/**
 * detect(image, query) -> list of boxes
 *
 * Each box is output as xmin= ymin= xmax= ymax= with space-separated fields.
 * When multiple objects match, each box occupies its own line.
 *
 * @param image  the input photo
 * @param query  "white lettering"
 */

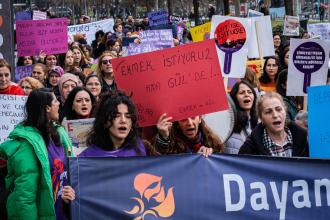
xmin=270 ymin=181 xmax=288 ymax=220
xmin=250 ymin=182 xmax=269 ymax=211
xmin=315 ymin=179 xmax=330 ymax=207
xmin=292 ymin=180 xmax=311 ymax=208
xmin=223 ymin=174 xmax=246 ymax=211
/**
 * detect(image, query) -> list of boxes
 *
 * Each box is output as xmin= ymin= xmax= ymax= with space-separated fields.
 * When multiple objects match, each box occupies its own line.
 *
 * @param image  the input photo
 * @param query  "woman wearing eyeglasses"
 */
xmin=96 ymin=52 xmax=118 ymax=92
xmin=259 ymin=56 xmax=281 ymax=92
xmin=19 ymin=76 xmax=44 ymax=95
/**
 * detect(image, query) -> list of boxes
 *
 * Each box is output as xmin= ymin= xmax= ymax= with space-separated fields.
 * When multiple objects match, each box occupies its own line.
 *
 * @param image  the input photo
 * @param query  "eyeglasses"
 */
xmin=102 ymin=59 xmax=112 ymax=65
xmin=21 ymin=86 xmax=32 ymax=90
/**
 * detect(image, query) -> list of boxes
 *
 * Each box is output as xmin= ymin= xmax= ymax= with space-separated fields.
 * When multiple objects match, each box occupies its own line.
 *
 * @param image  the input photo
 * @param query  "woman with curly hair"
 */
xmin=19 ymin=76 xmax=44 ymax=95
xmin=79 ymin=90 xmax=158 ymax=157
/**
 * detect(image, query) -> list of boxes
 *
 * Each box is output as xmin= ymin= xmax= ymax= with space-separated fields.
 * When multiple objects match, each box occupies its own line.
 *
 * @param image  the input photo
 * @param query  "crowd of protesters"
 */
xmin=1 ymin=9 xmax=330 ymax=220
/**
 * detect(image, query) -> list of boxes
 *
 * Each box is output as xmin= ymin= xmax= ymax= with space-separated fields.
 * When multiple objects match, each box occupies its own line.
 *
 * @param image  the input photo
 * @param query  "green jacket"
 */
xmin=0 ymin=124 xmax=72 ymax=220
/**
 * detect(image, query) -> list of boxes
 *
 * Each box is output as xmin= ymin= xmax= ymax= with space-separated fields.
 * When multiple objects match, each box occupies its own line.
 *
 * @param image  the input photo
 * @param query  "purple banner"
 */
xmin=15 ymin=11 xmax=32 ymax=21
xmin=15 ymin=65 xmax=33 ymax=82
xmin=16 ymin=18 xmax=68 ymax=56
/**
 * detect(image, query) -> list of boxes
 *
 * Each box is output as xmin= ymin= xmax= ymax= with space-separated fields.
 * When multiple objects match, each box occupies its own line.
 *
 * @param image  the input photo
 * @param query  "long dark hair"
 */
xmin=259 ymin=56 xmax=281 ymax=84
xmin=230 ymin=80 xmax=258 ymax=133
xmin=23 ymin=88 xmax=61 ymax=146
xmin=61 ymin=86 xmax=95 ymax=122
xmin=87 ymin=90 xmax=139 ymax=151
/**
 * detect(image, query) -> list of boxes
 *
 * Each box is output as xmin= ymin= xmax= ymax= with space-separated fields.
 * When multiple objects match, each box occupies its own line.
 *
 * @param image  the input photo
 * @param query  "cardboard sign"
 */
xmin=190 ymin=22 xmax=211 ymax=42
xmin=0 ymin=95 xmax=27 ymax=143
xmin=139 ymin=29 xmax=173 ymax=47
xmin=83 ymin=68 xmax=93 ymax=76
xmin=127 ymin=42 xmax=167 ymax=56
xmin=248 ymin=16 xmax=275 ymax=58
xmin=15 ymin=65 xmax=33 ymax=82
xmin=247 ymin=59 xmax=263 ymax=77
xmin=16 ymin=18 xmax=68 ymax=56
xmin=283 ymin=15 xmax=300 ymax=36
xmin=0 ymin=0 xmax=15 ymax=69
xmin=32 ymin=10 xmax=47 ymax=20
xmin=247 ymin=9 xmax=264 ymax=17
xmin=148 ymin=10 xmax=169 ymax=27
xmin=63 ymin=118 xmax=94 ymax=156
xmin=307 ymin=23 xmax=330 ymax=40
xmin=68 ymin=19 xmax=114 ymax=45
xmin=287 ymin=39 xmax=330 ymax=96
xmin=112 ymin=40 xmax=228 ymax=127
xmin=15 ymin=11 xmax=32 ymax=21
xmin=211 ymin=16 xmax=251 ymax=77
xmin=308 ymin=85 xmax=330 ymax=158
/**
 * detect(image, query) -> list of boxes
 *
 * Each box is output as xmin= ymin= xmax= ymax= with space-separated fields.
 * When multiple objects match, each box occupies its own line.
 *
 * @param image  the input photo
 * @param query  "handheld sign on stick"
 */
xmin=214 ymin=19 xmax=247 ymax=75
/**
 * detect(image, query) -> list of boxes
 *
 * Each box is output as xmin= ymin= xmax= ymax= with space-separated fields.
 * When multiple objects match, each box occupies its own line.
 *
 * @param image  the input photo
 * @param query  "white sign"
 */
xmin=287 ymin=39 xmax=330 ymax=96
xmin=0 ymin=95 xmax=27 ymax=143
xmin=248 ymin=9 xmax=264 ymax=17
xmin=307 ymin=23 xmax=330 ymax=40
xmin=67 ymin=19 xmax=114 ymax=44
xmin=32 ymin=10 xmax=47 ymax=20
xmin=63 ymin=118 xmax=94 ymax=156
xmin=283 ymin=15 xmax=300 ymax=36
xmin=248 ymin=15 xmax=275 ymax=58
xmin=210 ymin=16 xmax=251 ymax=78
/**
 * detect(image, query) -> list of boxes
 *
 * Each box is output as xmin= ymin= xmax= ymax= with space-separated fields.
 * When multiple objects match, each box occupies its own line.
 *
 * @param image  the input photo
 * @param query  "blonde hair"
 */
xmin=19 ymin=76 xmax=44 ymax=90
xmin=244 ymin=67 xmax=260 ymax=89
xmin=257 ymin=92 xmax=286 ymax=119
xmin=96 ymin=52 xmax=117 ymax=78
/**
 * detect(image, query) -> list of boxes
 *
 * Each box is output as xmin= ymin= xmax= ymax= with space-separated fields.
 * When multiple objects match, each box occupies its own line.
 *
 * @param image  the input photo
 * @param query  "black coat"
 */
xmin=239 ymin=122 xmax=309 ymax=157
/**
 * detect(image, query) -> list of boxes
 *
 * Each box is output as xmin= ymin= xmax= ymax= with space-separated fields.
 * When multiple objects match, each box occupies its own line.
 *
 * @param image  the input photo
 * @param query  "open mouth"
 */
xmin=243 ymin=99 xmax=251 ymax=104
xmin=118 ymin=126 xmax=128 ymax=131
xmin=81 ymin=107 xmax=89 ymax=112
xmin=272 ymin=121 xmax=282 ymax=126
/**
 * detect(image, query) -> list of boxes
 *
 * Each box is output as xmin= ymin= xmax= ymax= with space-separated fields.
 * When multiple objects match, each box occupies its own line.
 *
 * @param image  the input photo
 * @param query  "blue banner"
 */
xmin=69 ymin=154 xmax=330 ymax=220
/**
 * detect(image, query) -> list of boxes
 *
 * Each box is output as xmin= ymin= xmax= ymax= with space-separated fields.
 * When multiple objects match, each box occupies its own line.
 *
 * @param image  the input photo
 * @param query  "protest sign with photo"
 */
xmin=211 ymin=16 xmax=251 ymax=78
xmin=112 ymin=39 xmax=228 ymax=127
xmin=15 ymin=65 xmax=33 ymax=82
xmin=190 ymin=22 xmax=211 ymax=42
xmin=148 ymin=10 xmax=169 ymax=26
xmin=16 ymin=18 xmax=68 ymax=56
xmin=283 ymin=15 xmax=300 ymax=36
xmin=0 ymin=95 xmax=27 ymax=143
xmin=63 ymin=118 xmax=94 ymax=156
xmin=308 ymin=85 xmax=330 ymax=159
xmin=307 ymin=23 xmax=330 ymax=40
xmin=287 ymin=39 xmax=330 ymax=96
xmin=32 ymin=10 xmax=47 ymax=20
xmin=248 ymin=16 xmax=275 ymax=58
xmin=67 ymin=19 xmax=114 ymax=45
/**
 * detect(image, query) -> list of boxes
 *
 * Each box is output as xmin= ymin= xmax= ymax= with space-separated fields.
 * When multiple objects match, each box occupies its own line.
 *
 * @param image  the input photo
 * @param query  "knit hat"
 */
xmin=58 ymin=73 xmax=79 ymax=101
xmin=48 ymin=66 xmax=64 ymax=77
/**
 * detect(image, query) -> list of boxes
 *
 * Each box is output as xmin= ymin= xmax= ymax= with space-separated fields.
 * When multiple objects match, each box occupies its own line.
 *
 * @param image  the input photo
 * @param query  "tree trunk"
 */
xmin=193 ymin=0 xmax=199 ymax=25
xmin=284 ymin=0 xmax=294 ymax=16
xmin=216 ymin=0 xmax=224 ymax=15
xmin=234 ymin=0 xmax=240 ymax=17
xmin=167 ymin=0 xmax=173 ymax=15
xmin=154 ymin=0 xmax=158 ymax=11
xmin=115 ymin=0 xmax=119 ymax=16
xmin=223 ymin=0 xmax=230 ymax=15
